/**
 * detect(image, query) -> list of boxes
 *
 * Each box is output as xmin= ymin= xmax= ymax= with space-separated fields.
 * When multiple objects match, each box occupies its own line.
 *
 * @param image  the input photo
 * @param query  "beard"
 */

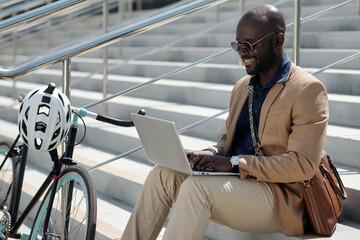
xmin=244 ymin=41 xmax=277 ymax=76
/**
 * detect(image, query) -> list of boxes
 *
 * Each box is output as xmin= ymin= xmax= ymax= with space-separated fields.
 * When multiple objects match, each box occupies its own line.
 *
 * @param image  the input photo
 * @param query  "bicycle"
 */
xmin=0 ymin=83 xmax=144 ymax=239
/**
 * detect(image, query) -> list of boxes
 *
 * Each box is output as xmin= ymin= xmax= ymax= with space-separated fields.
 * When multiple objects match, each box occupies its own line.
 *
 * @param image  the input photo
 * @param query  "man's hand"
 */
xmin=186 ymin=150 xmax=232 ymax=172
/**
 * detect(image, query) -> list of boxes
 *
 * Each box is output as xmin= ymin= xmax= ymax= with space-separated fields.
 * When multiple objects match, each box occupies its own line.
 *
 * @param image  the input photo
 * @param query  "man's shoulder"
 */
xmin=283 ymin=64 xmax=327 ymax=99
xmin=288 ymin=64 xmax=322 ymax=85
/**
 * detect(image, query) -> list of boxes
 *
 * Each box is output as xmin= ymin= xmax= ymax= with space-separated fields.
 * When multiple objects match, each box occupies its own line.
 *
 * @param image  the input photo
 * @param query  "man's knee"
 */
xmin=146 ymin=165 xmax=188 ymax=201
xmin=147 ymin=165 xmax=184 ymax=183
xmin=178 ymin=177 xmax=211 ymax=208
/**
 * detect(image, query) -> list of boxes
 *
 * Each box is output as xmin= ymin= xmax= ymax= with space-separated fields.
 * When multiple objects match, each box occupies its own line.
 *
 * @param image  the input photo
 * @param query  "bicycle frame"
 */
xmin=6 ymin=115 xmax=81 ymax=239
xmin=1 ymin=104 xmax=141 ymax=239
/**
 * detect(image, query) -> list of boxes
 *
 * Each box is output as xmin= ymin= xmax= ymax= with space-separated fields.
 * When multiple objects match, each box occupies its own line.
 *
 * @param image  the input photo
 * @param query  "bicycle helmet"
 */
xmin=18 ymin=83 xmax=72 ymax=152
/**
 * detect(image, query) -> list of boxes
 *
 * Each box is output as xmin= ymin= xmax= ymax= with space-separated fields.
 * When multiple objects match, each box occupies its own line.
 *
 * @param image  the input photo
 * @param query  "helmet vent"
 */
xmin=48 ymin=142 xmax=57 ymax=151
xmin=58 ymin=93 xmax=64 ymax=106
xmin=19 ymin=102 xmax=23 ymax=113
xmin=35 ymin=122 xmax=47 ymax=133
xmin=25 ymin=107 xmax=30 ymax=120
xmin=28 ymin=90 xmax=39 ymax=100
xmin=21 ymin=120 xmax=28 ymax=136
xmin=38 ymin=105 xmax=50 ymax=116
xmin=66 ymin=105 xmax=71 ymax=122
xmin=56 ymin=112 xmax=61 ymax=125
xmin=35 ymin=138 xmax=43 ymax=150
xmin=41 ymin=96 xmax=51 ymax=104
xmin=52 ymin=127 xmax=61 ymax=141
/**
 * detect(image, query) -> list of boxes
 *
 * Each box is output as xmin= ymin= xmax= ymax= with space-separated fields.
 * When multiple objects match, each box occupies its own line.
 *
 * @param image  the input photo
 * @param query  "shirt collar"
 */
xmin=249 ymin=55 xmax=292 ymax=89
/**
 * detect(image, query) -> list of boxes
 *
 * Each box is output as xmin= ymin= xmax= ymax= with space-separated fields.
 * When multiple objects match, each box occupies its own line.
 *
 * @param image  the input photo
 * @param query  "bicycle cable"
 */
xmin=65 ymin=111 xmax=87 ymax=146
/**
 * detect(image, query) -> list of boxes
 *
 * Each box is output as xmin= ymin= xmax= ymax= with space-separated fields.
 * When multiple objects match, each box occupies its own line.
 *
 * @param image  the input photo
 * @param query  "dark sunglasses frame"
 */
xmin=231 ymin=32 xmax=277 ymax=55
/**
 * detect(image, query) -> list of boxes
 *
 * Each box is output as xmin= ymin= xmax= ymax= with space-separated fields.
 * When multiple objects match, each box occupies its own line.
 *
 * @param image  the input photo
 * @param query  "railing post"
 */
xmin=102 ymin=0 xmax=109 ymax=115
xmin=118 ymin=0 xmax=124 ymax=59
xmin=61 ymin=59 xmax=71 ymax=231
xmin=239 ymin=0 xmax=244 ymax=16
xmin=61 ymin=58 xmax=71 ymax=170
xmin=357 ymin=0 xmax=360 ymax=16
xmin=46 ymin=0 xmax=52 ymax=49
xmin=293 ymin=0 xmax=301 ymax=65
xmin=11 ymin=11 xmax=16 ymax=101
xmin=127 ymin=0 xmax=132 ymax=19
xmin=215 ymin=5 xmax=220 ymax=23
xmin=137 ymin=0 xmax=142 ymax=12
xmin=237 ymin=0 xmax=245 ymax=66
xmin=62 ymin=59 xmax=71 ymax=99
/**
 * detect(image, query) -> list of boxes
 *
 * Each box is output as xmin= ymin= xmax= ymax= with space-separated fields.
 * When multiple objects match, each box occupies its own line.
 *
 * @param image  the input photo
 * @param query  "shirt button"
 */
xmin=254 ymin=109 xmax=258 ymax=113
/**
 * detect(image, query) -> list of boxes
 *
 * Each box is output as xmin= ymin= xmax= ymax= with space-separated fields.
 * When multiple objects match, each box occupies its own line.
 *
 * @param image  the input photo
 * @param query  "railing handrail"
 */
xmin=0 ymin=0 xmax=26 ymax=10
xmin=0 ymin=0 xmax=118 ymax=48
xmin=0 ymin=0 xmax=87 ymax=34
xmin=286 ymin=0 xmax=354 ymax=28
xmin=0 ymin=0 xmax=228 ymax=80
xmin=0 ymin=0 xmax=49 ymax=20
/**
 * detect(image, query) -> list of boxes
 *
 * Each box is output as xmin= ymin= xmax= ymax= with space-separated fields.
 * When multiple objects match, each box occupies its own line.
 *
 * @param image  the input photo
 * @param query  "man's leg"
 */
xmin=121 ymin=165 xmax=188 ymax=240
xmin=163 ymin=175 xmax=279 ymax=240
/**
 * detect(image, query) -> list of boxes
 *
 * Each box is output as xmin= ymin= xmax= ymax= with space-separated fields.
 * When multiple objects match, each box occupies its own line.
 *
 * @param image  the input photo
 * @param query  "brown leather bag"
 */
xmin=301 ymin=152 xmax=347 ymax=236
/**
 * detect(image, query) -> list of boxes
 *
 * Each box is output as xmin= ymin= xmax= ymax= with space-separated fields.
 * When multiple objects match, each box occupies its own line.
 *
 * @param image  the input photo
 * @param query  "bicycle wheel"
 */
xmin=30 ymin=165 xmax=97 ymax=240
xmin=0 ymin=141 xmax=17 ymax=211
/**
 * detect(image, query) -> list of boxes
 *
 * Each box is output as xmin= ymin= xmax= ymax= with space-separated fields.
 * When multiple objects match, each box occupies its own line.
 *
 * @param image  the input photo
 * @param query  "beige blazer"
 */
xmin=210 ymin=63 xmax=329 ymax=236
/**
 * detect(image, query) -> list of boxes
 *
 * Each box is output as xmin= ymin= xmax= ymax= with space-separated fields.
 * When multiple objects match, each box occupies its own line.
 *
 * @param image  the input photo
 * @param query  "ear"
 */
xmin=275 ymin=33 xmax=285 ymax=47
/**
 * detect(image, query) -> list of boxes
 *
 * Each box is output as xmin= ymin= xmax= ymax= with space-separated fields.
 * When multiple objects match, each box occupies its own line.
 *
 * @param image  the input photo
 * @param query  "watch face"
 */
xmin=230 ymin=156 xmax=239 ymax=165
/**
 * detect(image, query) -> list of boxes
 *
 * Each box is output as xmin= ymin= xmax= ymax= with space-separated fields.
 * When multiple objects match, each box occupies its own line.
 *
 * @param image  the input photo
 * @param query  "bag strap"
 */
xmin=321 ymin=157 xmax=347 ymax=200
xmin=248 ymin=85 xmax=264 ymax=156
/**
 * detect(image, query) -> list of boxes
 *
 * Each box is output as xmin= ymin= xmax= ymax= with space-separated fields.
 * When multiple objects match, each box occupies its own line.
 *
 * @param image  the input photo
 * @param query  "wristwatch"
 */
xmin=230 ymin=156 xmax=239 ymax=173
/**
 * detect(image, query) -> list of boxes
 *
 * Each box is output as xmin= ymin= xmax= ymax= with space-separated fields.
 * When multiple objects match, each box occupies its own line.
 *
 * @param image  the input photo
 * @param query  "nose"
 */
xmin=239 ymin=50 xmax=250 ymax=57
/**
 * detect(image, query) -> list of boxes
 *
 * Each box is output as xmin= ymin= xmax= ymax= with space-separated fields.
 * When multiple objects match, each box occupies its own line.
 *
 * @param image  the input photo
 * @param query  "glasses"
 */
xmin=231 ymin=32 xmax=276 ymax=55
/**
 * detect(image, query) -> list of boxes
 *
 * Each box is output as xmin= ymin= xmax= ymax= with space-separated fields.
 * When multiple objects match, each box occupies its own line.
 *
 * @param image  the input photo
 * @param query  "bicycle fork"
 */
xmin=42 ymin=118 xmax=79 ymax=240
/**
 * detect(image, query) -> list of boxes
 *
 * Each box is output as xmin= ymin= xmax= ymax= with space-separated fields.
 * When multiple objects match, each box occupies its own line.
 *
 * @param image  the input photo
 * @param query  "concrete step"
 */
xmin=11 ymin=30 xmax=360 ymax=50
xmin=56 ymin=58 xmax=360 ymax=95
xmin=1 ymin=118 xmax=360 ymax=240
xmin=2 ymin=45 xmax=359 ymax=70
xmin=144 ymin=16 xmax=360 ymax=34
xmin=1 ymin=0 xmax=358 ymax=60
xmin=170 ymin=1 xmax=358 ymax=24
xmin=2 ymin=80 xmax=360 ymax=167
xmin=4 ymin=70 xmax=360 ymax=129
xmin=8 ymin=67 xmax=360 ymax=129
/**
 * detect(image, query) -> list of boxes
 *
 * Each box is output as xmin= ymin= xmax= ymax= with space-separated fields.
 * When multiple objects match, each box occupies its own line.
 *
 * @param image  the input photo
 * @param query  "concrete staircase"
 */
xmin=0 ymin=0 xmax=360 ymax=239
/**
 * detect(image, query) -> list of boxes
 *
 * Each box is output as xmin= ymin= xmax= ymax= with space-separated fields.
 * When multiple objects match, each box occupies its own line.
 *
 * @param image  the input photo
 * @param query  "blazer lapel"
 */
xmin=258 ymin=82 xmax=285 ymax=141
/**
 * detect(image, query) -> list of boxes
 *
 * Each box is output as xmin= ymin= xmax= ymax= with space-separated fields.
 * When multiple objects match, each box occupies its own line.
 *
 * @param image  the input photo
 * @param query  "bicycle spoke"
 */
xmin=30 ymin=166 xmax=96 ymax=240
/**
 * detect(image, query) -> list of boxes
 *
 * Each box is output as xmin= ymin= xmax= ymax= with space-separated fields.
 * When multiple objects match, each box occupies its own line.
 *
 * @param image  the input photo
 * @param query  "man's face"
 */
xmin=236 ymin=23 xmax=277 ymax=75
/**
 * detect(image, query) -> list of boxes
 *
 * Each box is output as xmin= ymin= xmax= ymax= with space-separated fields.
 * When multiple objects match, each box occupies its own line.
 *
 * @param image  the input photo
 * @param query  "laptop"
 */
xmin=131 ymin=113 xmax=238 ymax=176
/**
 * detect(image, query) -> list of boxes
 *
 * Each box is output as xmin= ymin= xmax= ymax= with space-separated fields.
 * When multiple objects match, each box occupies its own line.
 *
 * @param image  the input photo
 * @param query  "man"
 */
xmin=121 ymin=4 xmax=328 ymax=240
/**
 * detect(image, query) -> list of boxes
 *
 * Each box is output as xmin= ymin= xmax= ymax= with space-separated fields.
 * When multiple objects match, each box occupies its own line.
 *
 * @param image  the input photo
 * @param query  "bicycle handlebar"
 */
xmin=72 ymin=107 xmax=146 ymax=127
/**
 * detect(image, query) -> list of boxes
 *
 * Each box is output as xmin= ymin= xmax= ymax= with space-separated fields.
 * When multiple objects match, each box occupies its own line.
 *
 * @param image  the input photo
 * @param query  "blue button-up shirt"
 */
xmin=232 ymin=55 xmax=292 ymax=155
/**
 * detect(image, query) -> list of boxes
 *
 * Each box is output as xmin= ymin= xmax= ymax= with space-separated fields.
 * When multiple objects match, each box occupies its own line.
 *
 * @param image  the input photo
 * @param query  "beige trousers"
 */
xmin=121 ymin=165 xmax=280 ymax=240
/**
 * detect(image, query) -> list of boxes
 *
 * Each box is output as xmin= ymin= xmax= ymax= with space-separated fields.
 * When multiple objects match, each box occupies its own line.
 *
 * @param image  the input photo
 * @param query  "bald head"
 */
xmin=240 ymin=4 xmax=286 ymax=34
xmin=234 ymin=4 xmax=286 ymax=79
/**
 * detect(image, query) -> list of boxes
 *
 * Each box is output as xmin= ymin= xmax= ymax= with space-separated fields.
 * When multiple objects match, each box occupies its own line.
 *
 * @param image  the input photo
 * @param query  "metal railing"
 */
xmin=0 ymin=0 xmax=87 ymax=33
xmin=0 ymin=0 xmax=28 ymax=11
xmin=0 ymin=0 xmax=229 ymax=100
xmin=0 ymin=0 xmax=50 ymax=20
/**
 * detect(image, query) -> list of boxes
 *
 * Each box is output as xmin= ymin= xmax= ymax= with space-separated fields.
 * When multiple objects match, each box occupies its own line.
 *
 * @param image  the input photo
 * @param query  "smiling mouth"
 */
xmin=242 ymin=57 xmax=256 ymax=66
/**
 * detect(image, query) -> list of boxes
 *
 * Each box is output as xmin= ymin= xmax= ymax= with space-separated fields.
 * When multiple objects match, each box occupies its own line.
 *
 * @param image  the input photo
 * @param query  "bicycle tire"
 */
xmin=0 ymin=141 xmax=18 ymax=211
xmin=30 ymin=165 xmax=97 ymax=240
